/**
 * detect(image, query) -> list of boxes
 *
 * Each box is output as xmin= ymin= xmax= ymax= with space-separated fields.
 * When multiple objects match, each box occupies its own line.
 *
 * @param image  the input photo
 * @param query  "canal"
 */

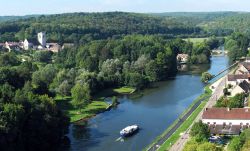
xmin=66 ymin=56 xmax=229 ymax=151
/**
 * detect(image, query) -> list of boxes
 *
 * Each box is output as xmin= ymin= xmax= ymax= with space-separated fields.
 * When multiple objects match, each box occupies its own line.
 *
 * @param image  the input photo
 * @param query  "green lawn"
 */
xmin=113 ymin=86 xmax=136 ymax=94
xmin=183 ymin=38 xmax=209 ymax=43
xmin=55 ymin=96 xmax=109 ymax=123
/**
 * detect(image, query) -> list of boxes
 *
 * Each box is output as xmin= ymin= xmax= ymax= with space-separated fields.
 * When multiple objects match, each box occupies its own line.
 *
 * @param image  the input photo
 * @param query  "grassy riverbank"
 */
xmin=55 ymin=86 xmax=135 ymax=123
xmin=55 ymin=96 xmax=109 ymax=123
xmin=113 ymin=86 xmax=136 ymax=94
xmin=145 ymin=85 xmax=212 ymax=151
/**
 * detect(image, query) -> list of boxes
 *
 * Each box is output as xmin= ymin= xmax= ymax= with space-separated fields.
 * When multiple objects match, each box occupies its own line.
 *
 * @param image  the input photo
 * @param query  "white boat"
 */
xmin=120 ymin=125 xmax=139 ymax=137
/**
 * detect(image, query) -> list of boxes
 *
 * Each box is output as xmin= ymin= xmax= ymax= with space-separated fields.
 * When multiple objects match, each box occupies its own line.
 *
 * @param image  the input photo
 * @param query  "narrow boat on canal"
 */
xmin=120 ymin=125 xmax=139 ymax=137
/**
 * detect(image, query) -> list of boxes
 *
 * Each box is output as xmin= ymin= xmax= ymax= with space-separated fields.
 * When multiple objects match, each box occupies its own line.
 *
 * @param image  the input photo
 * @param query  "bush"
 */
xmin=201 ymin=72 xmax=213 ymax=83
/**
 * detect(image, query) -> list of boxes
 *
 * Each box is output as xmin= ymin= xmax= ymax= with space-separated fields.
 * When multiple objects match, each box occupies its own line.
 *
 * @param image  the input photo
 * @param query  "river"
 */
xmin=66 ymin=56 xmax=229 ymax=151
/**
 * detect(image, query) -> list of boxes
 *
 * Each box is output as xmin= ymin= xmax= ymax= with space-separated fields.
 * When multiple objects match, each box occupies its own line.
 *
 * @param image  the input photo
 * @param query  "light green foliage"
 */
xmin=228 ymin=137 xmax=243 ymax=151
xmin=71 ymin=83 xmax=91 ymax=109
xmin=201 ymin=72 xmax=213 ymax=83
xmin=197 ymin=142 xmax=221 ymax=151
xmin=113 ymin=86 xmax=135 ymax=94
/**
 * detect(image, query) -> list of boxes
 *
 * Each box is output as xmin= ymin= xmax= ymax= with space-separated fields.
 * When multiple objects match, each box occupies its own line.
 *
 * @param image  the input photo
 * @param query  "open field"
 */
xmin=183 ymin=37 xmax=209 ymax=43
xmin=113 ymin=86 xmax=136 ymax=94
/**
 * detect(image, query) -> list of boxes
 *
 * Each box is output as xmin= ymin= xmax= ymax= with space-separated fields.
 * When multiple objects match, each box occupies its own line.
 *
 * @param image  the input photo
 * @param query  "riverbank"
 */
xmin=55 ymin=86 xmax=136 ymax=123
xmin=145 ymin=85 xmax=212 ymax=151
xmin=55 ymin=96 xmax=110 ymax=123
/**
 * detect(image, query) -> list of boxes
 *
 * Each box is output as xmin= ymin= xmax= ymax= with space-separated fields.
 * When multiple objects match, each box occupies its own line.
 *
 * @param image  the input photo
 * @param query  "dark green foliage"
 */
xmin=33 ymin=51 xmax=53 ymax=63
xmin=190 ymin=121 xmax=210 ymax=143
xmin=0 ymin=52 xmax=21 ymax=67
xmin=0 ymin=12 xmax=202 ymax=43
xmin=225 ymin=32 xmax=250 ymax=61
xmin=215 ymin=93 xmax=245 ymax=108
xmin=0 ymin=91 xmax=69 ymax=151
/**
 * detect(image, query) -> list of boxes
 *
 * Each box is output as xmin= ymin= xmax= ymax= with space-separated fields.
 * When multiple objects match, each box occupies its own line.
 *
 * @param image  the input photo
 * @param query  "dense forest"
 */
xmin=0 ymin=12 xmax=205 ymax=43
xmin=0 ymin=11 xmax=247 ymax=150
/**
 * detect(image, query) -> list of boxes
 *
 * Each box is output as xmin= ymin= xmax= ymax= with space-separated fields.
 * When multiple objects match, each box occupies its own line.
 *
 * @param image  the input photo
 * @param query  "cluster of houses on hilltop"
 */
xmin=202 ymin=60 xmax=250 ymax=135
xmin=0 ymin=32 xmax=74 ymax=52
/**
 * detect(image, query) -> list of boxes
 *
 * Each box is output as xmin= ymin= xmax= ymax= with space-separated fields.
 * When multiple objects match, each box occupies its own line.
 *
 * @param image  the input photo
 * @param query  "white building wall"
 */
xmin=230 ymin=85 xmax=245 ymax=96
xmin=38 ymin=32 xmax=46 ymax=47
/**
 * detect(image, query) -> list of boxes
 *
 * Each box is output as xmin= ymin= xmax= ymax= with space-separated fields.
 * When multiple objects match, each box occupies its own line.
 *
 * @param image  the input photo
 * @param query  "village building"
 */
xmin=4 ymin=41 xmax=22 ymax=52
xmin=46 ymin=43 xmax=61 ymax=52
xmin=176 ymin=54 xmax=189 ymax=64
xmin=236 ymin=62 xmax=250 ymax=74
xmin=62 ymin=43 xmax=74 ymax=49
xmin=23 ymin=39 xmax=33 ymax=50
xmin=226 ymin=74 xmax=250 ymax=86
xmin=202 ymin=108 xmax=250 ymax=135
xmin=37 ymin=32 xmax=46 ymax=48
xmin=230 ymin=80 xmax=250 ymax=96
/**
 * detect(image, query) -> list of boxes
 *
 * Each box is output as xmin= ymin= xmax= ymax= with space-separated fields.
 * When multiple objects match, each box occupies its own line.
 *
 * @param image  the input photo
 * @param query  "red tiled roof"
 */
xmin=202 ymin=108 xmax=250 ymax=120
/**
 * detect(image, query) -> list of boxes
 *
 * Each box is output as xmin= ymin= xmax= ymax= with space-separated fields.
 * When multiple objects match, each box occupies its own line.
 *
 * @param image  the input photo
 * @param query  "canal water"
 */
xmin=66 ymin=56 xmax=229 ymax=151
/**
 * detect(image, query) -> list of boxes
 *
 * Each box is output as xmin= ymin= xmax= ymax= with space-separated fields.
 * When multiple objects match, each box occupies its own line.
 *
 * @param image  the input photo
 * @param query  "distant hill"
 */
xmin=150 ymin=12 xmax=250 ymax=35
xmin=0 ymin=12 xmax=203 ymax=43
xmin=0 ymin=15 xmax=39 ymax=22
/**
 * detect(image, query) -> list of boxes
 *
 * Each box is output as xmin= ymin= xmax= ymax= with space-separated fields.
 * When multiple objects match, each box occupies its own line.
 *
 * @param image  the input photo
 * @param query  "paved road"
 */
xmin=146 ymin=95 xmax=211 ymax=151
xmin=168 ymin=76 xmax=227 ymax=151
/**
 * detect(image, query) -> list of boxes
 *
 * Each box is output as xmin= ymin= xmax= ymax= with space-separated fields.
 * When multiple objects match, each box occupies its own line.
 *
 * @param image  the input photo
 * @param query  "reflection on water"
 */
xmin=67 ymin=56 xmax=229 ymax=151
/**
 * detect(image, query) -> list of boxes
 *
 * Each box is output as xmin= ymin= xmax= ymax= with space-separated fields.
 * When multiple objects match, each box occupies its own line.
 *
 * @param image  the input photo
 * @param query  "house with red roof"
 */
xmin=202 ymin=108 xmax=250 ymax=135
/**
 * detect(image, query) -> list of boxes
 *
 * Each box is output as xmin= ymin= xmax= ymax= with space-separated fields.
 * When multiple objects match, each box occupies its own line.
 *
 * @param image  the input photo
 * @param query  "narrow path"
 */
xmin=146 ymin=95 xmax=210 ymax=151
xmin=211 ymin=61 xmax=238 ymax=80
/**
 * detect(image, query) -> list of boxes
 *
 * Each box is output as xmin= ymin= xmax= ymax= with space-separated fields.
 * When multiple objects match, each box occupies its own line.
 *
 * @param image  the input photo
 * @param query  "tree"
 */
xmin=228 ymin=137 xmax=244 ymax=151
xmin=183 ymin=139 xmax=199 ymax=151
xmin=0 ymin=52 xmax=20 ymax=67
xmin=190 ymin=121 xmax=210 ymax=142
xmin=201 ymin=72 xmax=213 ymax=83
xmin=57 ymin=80 xmax=71 ymax=96
xmin=126 ymin=72 xmax=146 ymax=89
xmin=197 ymin=142 xmax=221 ymax=151
xmin=0 ymin=83 xmax=15 ymax=103
xmin=145 ymin=60 xmax=159 ymax=82
xmin=71 ymin=83 xmax=91 ymax=109
xmin=33 ymin=51 xmax=53 ymax=63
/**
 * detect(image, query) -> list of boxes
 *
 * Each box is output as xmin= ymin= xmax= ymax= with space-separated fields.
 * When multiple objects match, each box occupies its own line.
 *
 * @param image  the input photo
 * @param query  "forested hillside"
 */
xmin=152 ymin=12 xmax=250 ymax=36
xmin=0 ymin=12 xmax=203 ymax=43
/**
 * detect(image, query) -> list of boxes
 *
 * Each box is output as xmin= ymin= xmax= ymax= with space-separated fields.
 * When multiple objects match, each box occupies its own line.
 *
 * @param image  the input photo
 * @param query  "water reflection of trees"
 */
xmin=178 ymin=63 xmax=211 ymax=75
xmin=72 ymin=121 xmax=90 ymax=140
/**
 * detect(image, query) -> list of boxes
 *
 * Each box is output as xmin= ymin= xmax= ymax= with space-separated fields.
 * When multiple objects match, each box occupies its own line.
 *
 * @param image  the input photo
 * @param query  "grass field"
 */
xmin=183 ymin=37 xmax=209 ymax=43
xmin=55 ymin=96 xmax=109 ymax=122
xmin=113 ymin=86 xmax=136 ymax=94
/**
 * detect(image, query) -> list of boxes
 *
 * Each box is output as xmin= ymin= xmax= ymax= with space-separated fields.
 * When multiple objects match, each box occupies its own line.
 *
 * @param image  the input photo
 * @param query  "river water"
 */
xmin=66 ymin=56 xmax=229 ymax=151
